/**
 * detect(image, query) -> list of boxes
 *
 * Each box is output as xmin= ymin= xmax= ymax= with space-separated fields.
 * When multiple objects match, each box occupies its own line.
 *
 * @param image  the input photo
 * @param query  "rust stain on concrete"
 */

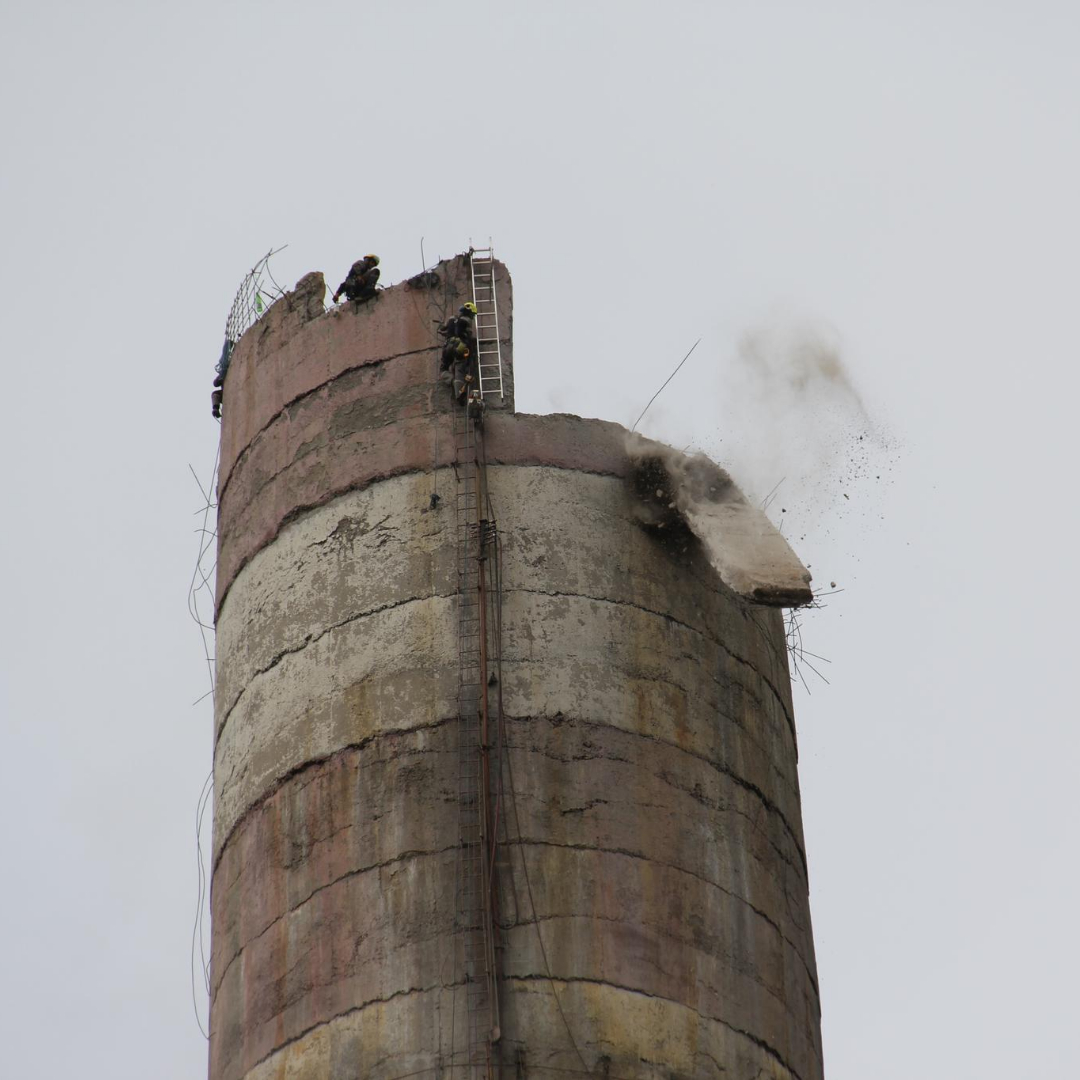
xmin=209 ymin=254 xmax=822 ymax=1080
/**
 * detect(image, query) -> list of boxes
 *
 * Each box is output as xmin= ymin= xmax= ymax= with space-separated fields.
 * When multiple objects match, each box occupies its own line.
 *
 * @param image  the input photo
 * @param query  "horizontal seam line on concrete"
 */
xmin=510 ymin=975 xmax=812 ymax=1079
xmin=222 ymin=390 xmax=436 ymax=529
xmin=220 ymin=320 xmax=508 ymax=509
xmin=501 ymin=725 xmax=807 ymax=894
xmin=501 ymin=730 xmax=807 ymax=889
xmin=505 ymin=912 xmax=796 ymax=1031
xmin=219 ymin=978 xmax=812 ymax=1080
xmin=499 ymin=838 xmax=819 ymax=999
xmin=215 ymin=578 xmax=793 ymax=757
xmin=508 ymin=975 xmax=813 ymax=1078
xmin=499 ymin=721 xmax=807 ymax=881
xmin=533 ymin=711 xmax=809 ymax=880
xmin=214 ymin=590 xmax=454 ymax=745
xmin=216 ymin=462 xmax=439 ymax=618
xmin=214 ymin=662 xmax=805 ymax=880
xmin=507 ymin=585 xmax=797 ymax=744
xmin=214 ymin=712 xmax=805 ymax=888
xmin=218 ymin=343 xmax=439 ymax=503
xmin=210 ymin=830 xmax=816 ymax=1005
xmin=215 ymin=462 xmax=628 ymax=617
xmin=212 ymin=714 xmax=807 ymax=904
xmin=214 ymin=584 xmax=778 ymax=751
xmin=223 ymin=982 xmax=443 ymax=1078
xmin=210 ymin=842 xmax=459 ymax=997
xmin=210 ymin=718 xmax=455 ymax=874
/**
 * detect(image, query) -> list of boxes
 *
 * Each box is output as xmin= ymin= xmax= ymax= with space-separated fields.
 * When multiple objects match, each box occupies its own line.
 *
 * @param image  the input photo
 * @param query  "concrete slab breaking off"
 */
xmin=627 ymin=435 xmax=813 ymax=607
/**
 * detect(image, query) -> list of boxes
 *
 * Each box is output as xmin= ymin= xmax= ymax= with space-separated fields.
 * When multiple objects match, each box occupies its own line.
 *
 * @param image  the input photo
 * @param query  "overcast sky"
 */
xmin=2 ymin=2 xmax=1077 ymax=1077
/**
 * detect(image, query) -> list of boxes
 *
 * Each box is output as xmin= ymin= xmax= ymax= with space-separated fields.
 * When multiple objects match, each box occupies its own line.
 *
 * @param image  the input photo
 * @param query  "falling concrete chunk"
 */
xmin=627 ymin=436 xmax=813 ymax=606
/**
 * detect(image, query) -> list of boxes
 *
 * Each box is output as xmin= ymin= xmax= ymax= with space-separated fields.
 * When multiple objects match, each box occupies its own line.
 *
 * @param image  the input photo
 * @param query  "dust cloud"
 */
xmin=700 ymin=315 xmax=896 ymax=536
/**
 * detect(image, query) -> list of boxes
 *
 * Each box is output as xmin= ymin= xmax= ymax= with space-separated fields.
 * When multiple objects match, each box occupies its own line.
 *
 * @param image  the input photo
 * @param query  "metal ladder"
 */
xmin=452 ymin=403 xmax=499 ymax=1077
xmin=469 ymin=247 xmax=505 ymax=402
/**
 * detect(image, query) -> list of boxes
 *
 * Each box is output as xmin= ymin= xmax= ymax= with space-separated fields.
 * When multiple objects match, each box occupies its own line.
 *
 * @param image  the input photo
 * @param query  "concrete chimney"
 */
xmin=209 ymin=254 xmax=822 ymax=1080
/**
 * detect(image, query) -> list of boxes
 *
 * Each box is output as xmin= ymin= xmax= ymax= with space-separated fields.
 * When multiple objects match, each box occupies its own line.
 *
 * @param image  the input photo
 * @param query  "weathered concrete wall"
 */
xmin=211 ymin=260 xmax=822 ymax=1080
xmin=214 ymin=253 xmax=514 ymax=613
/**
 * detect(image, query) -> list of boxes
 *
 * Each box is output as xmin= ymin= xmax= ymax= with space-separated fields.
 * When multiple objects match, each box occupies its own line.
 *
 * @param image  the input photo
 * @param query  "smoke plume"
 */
xmin=702 ymin=315 xmax=894 ymax=535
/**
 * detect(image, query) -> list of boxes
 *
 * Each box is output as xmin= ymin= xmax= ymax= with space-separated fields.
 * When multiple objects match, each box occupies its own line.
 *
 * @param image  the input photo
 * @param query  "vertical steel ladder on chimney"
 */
xmin=451 ymin=400 xmax=500 ymax=1077
xmin=469 ymin=247 xmax=505 ymax=402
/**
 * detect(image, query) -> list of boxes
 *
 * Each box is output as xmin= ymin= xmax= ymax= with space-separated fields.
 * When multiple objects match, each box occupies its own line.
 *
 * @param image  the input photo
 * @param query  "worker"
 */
xmin=440 ymin=336 xmax=474 ymax=403
xmin=438 ymin=302 xmax=478 ymax=351
xmin=210 ymin=337 xmax=234 ymax=419
xmin=437 ymin=302 xmax=478 ymax=369
xmin=438 ymin=303 xmax=479 ymax=404
xmin=333 ymin=254 xmax=381 ymax=304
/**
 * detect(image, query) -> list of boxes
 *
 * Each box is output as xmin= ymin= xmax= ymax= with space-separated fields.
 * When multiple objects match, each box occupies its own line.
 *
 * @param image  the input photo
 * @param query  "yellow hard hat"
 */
xmin=462 ymin=301 xmax=477 ymax=315
xmin=365 ymin=254 xmax=380 ymax=266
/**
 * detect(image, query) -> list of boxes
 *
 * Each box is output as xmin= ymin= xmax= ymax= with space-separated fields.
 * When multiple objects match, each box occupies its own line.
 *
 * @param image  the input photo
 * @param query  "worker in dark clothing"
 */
xmin=211 ymin=337 xmax=235 ymax=419
xmin=438 ymin=303 xmax=478 ymax=403
xmin=333 ymin=254 xmax=381 ymax=304
xmin=438 ymin=302 xmax=478 ymax=351
xmin=440 ymin=336 xmax=476 ymax=403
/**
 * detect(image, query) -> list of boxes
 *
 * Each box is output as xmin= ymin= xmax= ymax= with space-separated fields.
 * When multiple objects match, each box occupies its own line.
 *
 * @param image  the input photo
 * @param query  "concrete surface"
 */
xmin=211 ymin=260 xmax=822 ymax=1080
xmin=626 ymin=439 xmax=813 ymax=606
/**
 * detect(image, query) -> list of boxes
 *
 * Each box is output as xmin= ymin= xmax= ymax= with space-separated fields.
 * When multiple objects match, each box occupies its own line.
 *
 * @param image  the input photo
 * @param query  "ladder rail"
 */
xmin=469 ymin=246 xmax=505 ymax=403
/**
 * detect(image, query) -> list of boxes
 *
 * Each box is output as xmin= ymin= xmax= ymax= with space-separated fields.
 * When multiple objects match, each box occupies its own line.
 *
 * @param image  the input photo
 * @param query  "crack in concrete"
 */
xmin=309 ymin=512 xmax=392 ymax=548
xmin=215 ymin=461 xmax=802 ymax=636
xmin=211 ymin=842 xmax=459 ymax=997
xmin=216 ymin=466 xmax=442 ymax=617
xmin=495 ymin=657 xmax=796 ymax=822
xmin=504 ymin=585 xmax=797 ymax=746
xmin=498 ymin=837 xmax=818 ymax=999
xmin=218 ymin=344 xmax=440 ymax=504
xmin=504 ymin=975 xmax=812 ymax=1080
xmin=499 ymin=718 xmax=808 ymax=881
xmin=218 ymin=980 xmax=448 ymax=1079
xmin=695 ymin=1049 xmax=730 ymax=1075
xmin=216 ymin=577 xmax=793 ymax=771
xmin=559 ymin=798 xmax=609 ymax=816
xmin=211 ymin=761 xmax=814 ymax=1005
xmin=211 ymin=719 xmax=457 ymax=874
xmin=214 ymin=706 xmax=807 ymax=915
xmin=216 ymin=972 xmax=812 ymax=1080
xmin=213 ymin=699 xmax=808 ymax=892
xmin=214 ymin=590 xmax=456 ymax=744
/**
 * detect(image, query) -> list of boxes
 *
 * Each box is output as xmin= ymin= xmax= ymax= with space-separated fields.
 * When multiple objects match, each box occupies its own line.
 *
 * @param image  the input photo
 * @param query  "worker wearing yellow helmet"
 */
xmin=437 ymin=302 xmax=478 ymax=350
xmin=437 ymin=301 xmax=479 ymax=404
xmin=333 ymin=254 xmax=381 ymax=304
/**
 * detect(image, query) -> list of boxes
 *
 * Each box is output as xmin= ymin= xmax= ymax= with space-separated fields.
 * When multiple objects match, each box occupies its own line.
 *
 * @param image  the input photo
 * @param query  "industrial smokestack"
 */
xmin=209 ymin=253 xmax=822 ymax=1079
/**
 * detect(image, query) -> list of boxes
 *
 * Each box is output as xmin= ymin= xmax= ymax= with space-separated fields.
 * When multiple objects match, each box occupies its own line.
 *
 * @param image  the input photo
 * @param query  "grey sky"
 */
xmin=2 ymin=2 xmax=1076 ymax=1076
